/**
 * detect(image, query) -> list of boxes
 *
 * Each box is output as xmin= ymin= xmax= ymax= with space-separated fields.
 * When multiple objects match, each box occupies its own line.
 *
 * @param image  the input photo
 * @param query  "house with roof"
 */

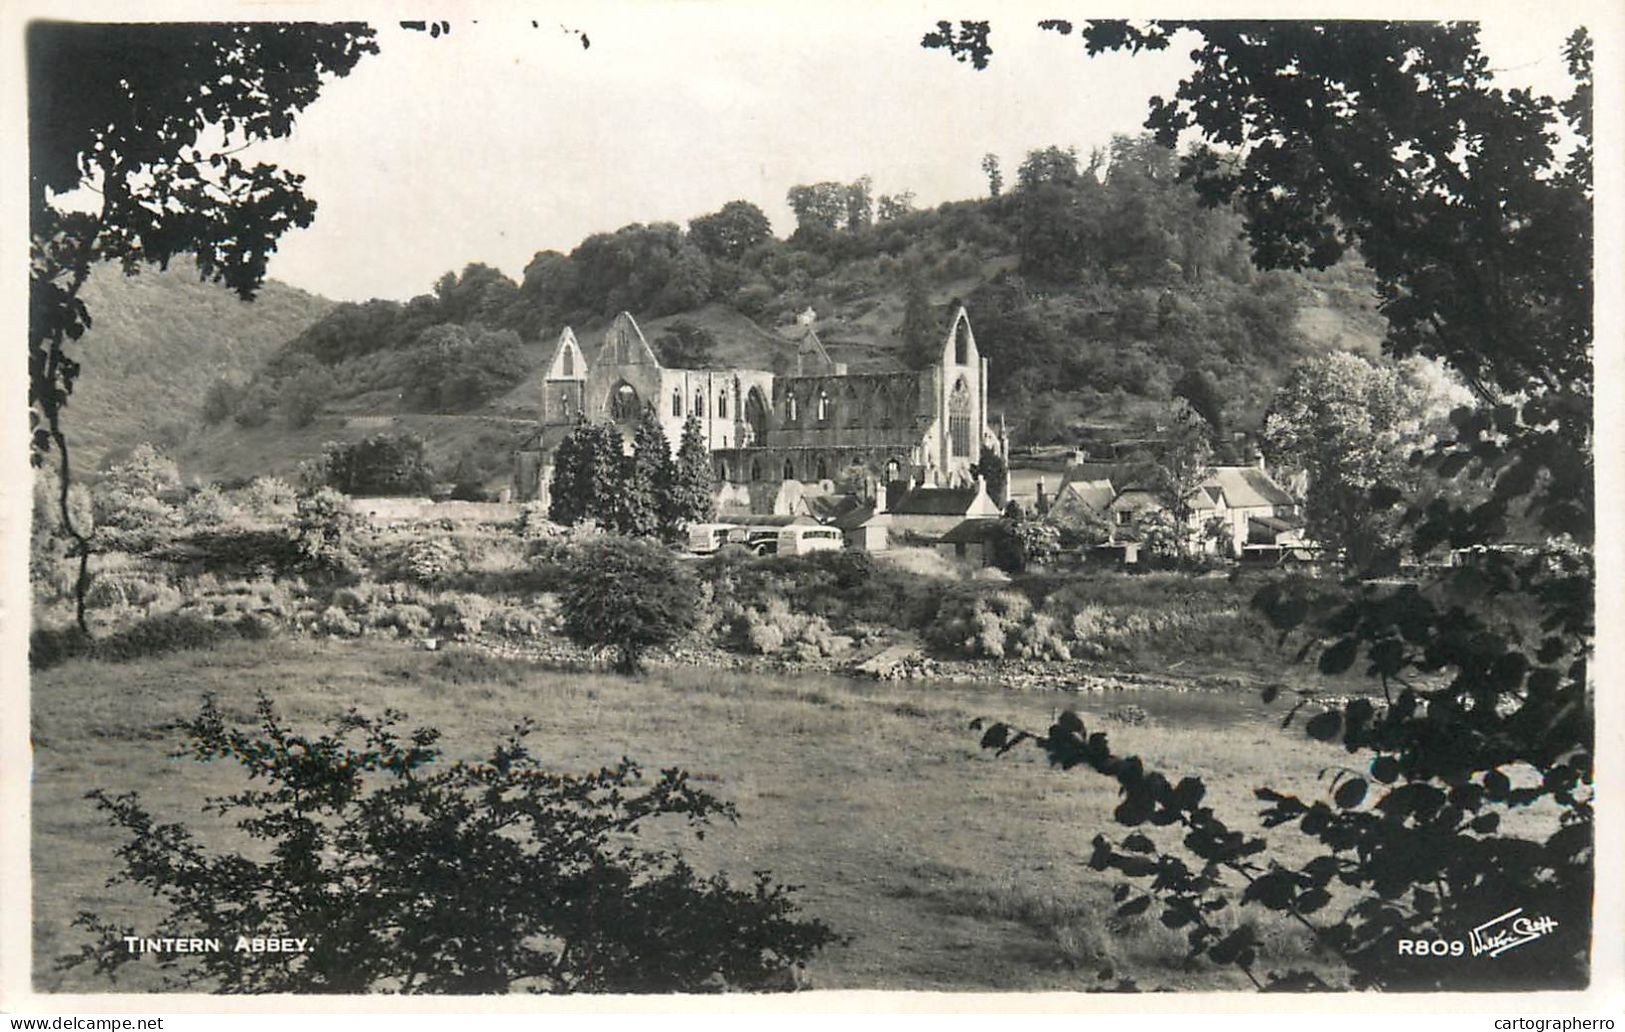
xmin=832 ymin=501 xmax=891 ymax=552
xmin=1105 ymin=484 xmax=1227 ymax=555
xmin=883 ymin=479 xmax=1001 ymax=539
xmin=1103 ymin=464 xmax=1303 ymax=558
xmin=1203 ymin=465 xmax=1302 ymax=555
xmin=934 ymin=517 xmax=1003 ymax=566
xmin=1045 ymin=478 xmax=1116 ymax=533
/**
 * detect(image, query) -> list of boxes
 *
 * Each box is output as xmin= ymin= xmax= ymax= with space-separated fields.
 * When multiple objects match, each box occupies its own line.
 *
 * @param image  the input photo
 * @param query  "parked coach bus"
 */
xmin=776 ymin=525 xmax=845 ymax=556
xmin=686 ymin=523 xmax=741 ymax=554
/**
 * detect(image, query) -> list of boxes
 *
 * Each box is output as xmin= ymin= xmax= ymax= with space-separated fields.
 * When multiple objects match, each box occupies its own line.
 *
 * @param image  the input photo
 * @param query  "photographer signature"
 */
xmin=1469 ymin=908 xmax=1559 ymax=958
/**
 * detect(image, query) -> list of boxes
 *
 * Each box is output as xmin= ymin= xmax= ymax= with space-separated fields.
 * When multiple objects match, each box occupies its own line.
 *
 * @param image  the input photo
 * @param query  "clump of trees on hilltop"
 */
xmin=221 ymin=122 xmax=1382 ymax=450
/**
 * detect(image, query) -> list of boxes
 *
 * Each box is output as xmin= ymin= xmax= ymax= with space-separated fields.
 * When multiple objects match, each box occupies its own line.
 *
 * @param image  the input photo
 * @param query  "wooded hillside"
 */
xmin=91 ymin=134 xmax=1390 ymax=485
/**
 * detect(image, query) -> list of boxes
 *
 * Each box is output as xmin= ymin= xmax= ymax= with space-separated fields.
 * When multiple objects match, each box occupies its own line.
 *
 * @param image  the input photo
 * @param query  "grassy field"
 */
xmin=33 ymin=635 xmax=1372 ymax=994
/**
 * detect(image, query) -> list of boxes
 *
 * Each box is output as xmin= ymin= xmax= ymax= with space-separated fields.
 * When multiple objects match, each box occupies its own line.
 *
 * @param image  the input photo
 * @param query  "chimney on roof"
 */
xmin=875 ymin=479 xmax=888 ymax=514
xmin=1036 ymin=476 xmax=1048 ymax=516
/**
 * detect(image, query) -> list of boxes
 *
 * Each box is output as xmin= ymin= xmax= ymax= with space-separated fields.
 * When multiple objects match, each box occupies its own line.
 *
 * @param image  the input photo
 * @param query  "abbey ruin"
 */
xmin=514 ymin=307 xmax=1004 ymax=514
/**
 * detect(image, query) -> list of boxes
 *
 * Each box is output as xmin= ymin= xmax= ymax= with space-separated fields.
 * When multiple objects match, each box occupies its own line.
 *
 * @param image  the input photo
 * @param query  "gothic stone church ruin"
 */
xmin=514 ymin=307 xmax=1002 ymax=515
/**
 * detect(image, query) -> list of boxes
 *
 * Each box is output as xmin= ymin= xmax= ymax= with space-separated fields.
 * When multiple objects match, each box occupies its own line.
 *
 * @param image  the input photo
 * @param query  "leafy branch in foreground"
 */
xmin=944 ymin=17 xmax=1592 ymax=991
xmin=64 ymin=693 xmax=837 ymax=993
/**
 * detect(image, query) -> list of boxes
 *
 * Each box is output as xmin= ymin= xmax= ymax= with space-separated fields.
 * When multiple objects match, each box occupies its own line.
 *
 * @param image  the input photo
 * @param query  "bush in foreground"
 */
xmin=560 ymin=535 xmax=698 ymax=672
xmin=63 ymin=693 xmax=838 ymax=993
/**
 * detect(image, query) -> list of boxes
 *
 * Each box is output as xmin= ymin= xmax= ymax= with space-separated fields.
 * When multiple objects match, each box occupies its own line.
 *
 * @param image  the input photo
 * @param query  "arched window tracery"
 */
xmin=948 ymin=377 xmax=972 ymax=458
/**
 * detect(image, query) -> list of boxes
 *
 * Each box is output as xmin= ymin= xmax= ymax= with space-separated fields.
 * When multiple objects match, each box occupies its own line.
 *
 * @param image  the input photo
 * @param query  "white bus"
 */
xmin=686 ymin=522 xmax=741 ymax=554
xmin=776 ymin=525 xmax=845 ymax=556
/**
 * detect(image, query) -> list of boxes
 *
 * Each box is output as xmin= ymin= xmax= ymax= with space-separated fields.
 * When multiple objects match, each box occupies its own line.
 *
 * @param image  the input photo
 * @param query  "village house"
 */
xmin=934 ymin=517 xmax=1002 ymax=566
xmin=1100 ymin=463 xmax=1304 ymax=558
xmin=1044 ymin=477 xmax=1115 ymax=531
xmin=882 ymin=479 xmax=1001 ymax=540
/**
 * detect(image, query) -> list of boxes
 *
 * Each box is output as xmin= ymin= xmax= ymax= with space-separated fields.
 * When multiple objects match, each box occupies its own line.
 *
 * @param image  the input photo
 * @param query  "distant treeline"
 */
xmin=212 ymin=133 xmax=1383 ymax=446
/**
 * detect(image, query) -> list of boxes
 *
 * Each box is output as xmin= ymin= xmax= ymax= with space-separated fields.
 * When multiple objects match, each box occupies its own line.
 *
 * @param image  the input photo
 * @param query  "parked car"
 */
xmin=776 ymin=525 xmax=845 ymax=556
xmin=686 ymin=522 xmax=742 ymax=554
xmin=726 ymin=526 xmax=781 ymax=555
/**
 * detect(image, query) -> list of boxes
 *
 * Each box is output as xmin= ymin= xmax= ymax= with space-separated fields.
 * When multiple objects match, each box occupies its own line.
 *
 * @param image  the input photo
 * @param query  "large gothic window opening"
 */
xmin=745 ymin=387 xmax=769 ymax=442
xmin=954 ymin=316 xmax=970 ymax=365
xmin=717 ymin=389 xmax=728 ymax=419
xmin=694 ymin=390 xmax=706 ymax=418
xmin=562 ymin=347 xmax=574 ymax=377
xmin=783 ymin=459 xmax=796 ymax=481
xmin=816 ymin=457 xmax=829 ymax=481
xmin=671 ymin=389 xmax=682 ymax=417
xmin=949 ymin=377 xmax=972 ymax=458
xmin=817 ymin=388 xmax=830 ymax=422
xmin=786 ymin=392 xmax=799 ymax=423
xmin=610 ymin=381 xmax=641 ymax=423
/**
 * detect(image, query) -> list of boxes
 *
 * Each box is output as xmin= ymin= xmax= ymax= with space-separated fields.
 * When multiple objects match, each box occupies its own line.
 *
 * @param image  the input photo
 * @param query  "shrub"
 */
xmin=430 ymin=592 xmax=494 ymax=638
xmin=515 ymin=501 xmax=555 ymax=538
xmin=375 ymin=603 xmax=433 ymax=637
xmin=486 ymin=605 xmax=546 ymax=639
xmin=91 ymin=490 xmax=176 ymax=553
xmin=29 ymin=625 xmax=94 ymax=669
xmin=307 ymin=433 xmax=436 ymax=497
xmin=87 ymin=613 xmax=247 ymax=666
xmin=735 ymin=598 xmax=850 ymax=659
xmin=330 ymin=584 xmax=376 ymax=613
xmin=926 ymin=588 xmax=1070 ymax=660
xmin=65 ymin=694 xmax=839 ymax=992
xmin=236 ymin=476 xmax=297 ymax=520
xmin=319 ymin=605 xmax=363 ymax=637
xmin=180 ymin=484 xmax=236 ymax=528
xmin=160 ymin=529 xmax=309 ymax=580
xmin=292 ymin=488 xmax=369 ymax=576
xmin=84 ymin=571 xmax=177 ymax=613
xmin=397 ymin=538 xmax=464 ymax=584
xmin=559 ymin=536 xmax=698 ymax=672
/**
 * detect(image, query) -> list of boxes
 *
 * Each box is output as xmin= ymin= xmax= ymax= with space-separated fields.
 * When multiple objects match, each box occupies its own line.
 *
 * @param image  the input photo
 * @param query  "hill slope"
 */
xmin=59 ymin=261 xmax=335 ymax=475
xmin=128 ymin=138 xmax=1397 ymax=487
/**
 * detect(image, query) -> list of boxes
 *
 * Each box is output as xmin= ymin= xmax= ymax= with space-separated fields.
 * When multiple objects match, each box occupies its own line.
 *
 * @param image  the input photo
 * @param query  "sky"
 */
xmin=142 ymin=5 xmax=1587 ymax=304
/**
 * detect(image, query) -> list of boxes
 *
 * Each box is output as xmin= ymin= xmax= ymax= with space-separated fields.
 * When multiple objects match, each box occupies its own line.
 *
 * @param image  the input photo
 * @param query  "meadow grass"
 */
xmin=33 ymin=635 xmax=1391 ymax=993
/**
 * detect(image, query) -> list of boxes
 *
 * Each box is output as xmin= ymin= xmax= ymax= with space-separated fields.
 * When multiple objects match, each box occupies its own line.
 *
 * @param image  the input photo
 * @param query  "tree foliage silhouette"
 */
xmin=29 ymin=21 xmax=379 ymax=629
xmin=64 ymin=693 xmax=835 ymax=992
xmin=932 ymin=19 xmax=1593 ymax=990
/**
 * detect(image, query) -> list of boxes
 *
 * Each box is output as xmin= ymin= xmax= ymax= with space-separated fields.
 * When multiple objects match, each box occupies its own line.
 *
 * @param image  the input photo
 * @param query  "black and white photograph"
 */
xmin=5 ymin=0 xmax=1619 ymax=1014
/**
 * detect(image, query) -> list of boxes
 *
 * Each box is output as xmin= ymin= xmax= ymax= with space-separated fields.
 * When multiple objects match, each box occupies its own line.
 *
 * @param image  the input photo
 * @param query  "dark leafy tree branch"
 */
xmin=28 ymin=22 xmax=379 ymax=629
xmin=64 ymin=693 xmax=837 ymax=993
xmin=935 ymin=19 xmax=1593 ymax=989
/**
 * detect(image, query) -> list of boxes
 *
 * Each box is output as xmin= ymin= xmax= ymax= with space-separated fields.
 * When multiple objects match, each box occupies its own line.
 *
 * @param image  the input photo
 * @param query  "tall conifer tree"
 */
xmin=618 ymin=404 xmax=673 ymax=538
xmin=546 ymin=416 xmax=591 ymax=525
xmin=584 ymin=421 xmax=630 ymax=531
xmin=671 ymin=411 xmax=716 ymax=531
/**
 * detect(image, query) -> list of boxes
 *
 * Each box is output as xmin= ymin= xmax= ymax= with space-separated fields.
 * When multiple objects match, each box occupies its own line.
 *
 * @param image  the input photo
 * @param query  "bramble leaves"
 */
xmin=64 ymin=693 xmax=837 ymax=992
